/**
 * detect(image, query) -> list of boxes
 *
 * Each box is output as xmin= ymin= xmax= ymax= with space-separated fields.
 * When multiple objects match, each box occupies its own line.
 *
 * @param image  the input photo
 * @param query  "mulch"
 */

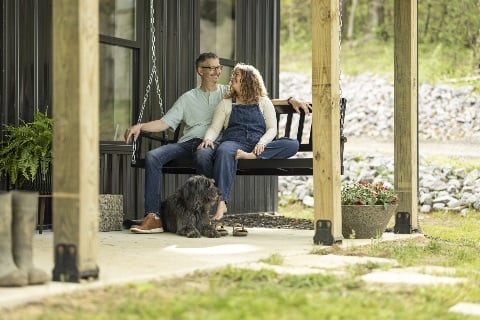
xmin=123 ymin=213 xmax=314 ymax=230
xmin=220 ymin=213 xmax=314 ymax=230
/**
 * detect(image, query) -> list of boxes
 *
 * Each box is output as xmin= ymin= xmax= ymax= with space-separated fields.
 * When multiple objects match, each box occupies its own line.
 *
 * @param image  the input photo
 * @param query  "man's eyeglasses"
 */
xmin=200 ymin=66 xmax=223 ymax=71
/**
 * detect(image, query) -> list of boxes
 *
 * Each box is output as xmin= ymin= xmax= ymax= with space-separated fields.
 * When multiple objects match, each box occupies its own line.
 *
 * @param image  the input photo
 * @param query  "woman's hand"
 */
xmin=198 ymin=139 xmax=215 ymax=149
xmin=253 ymin=143 xmax=265 ymax=155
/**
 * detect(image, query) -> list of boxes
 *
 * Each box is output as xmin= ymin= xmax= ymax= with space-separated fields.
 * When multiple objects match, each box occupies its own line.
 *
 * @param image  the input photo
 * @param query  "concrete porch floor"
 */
xmin=0 ymin=228 xmax=423 ymax=309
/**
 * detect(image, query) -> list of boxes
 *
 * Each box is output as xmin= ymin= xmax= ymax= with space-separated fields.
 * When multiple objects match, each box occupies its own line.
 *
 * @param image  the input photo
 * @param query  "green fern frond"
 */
xmin=0 ymin=109 xmax=53 ymax=186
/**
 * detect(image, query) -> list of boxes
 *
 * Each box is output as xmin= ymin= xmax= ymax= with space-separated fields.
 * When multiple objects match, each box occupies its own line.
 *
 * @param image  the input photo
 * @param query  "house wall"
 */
xmin=1 ymin=0 xmax=281 ymax=221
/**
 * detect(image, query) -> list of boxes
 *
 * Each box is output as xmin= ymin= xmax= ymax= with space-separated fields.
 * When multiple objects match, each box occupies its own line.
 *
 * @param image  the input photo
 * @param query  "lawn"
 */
xmin=281 ymin=38 xmax=480 ymax=92
xmin=3 ymin=210 xmax=480 ymax=320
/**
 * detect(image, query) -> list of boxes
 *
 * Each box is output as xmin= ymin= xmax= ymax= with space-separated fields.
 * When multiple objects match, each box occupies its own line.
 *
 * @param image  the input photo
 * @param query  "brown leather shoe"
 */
xmin=130 ymin=213 xmax=164 ymax=234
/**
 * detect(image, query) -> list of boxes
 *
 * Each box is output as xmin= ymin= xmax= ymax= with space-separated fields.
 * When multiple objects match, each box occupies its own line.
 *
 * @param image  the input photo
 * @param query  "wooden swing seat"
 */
xmin=131 ymin=98 xmax=347 ymax=176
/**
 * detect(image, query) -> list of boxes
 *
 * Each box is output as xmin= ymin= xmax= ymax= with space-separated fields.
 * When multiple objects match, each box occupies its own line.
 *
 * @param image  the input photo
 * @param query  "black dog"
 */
xmin=160 ymin=175 xmax=222 ymax=238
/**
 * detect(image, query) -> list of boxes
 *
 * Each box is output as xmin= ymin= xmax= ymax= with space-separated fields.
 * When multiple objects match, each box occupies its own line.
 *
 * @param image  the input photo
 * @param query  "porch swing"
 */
xmin=130 ymin=1 xmax=348 ymax=176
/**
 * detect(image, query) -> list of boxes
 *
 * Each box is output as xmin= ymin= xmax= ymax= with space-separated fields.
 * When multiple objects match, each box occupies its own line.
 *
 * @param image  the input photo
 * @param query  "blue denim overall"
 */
xmin=213 ymin=103 xmax=299 ymax=202
xmin=221 ymin=103 xmax=265 ymax=150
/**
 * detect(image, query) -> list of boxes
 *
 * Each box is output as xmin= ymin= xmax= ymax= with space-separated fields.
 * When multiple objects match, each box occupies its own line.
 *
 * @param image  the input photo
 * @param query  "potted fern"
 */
xmin=0 ymin=109 xmax=53 ymax=191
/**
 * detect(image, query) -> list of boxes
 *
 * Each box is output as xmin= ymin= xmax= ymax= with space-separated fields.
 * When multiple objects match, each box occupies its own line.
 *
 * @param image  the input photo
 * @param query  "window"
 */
xmin=200 ymin=0 xmax=236 ymax=84
xmin=100 ymin=0 xmax=136 ymax=40
xmin=99 ymin=44 xmax=133 ymax=141
xmin=99 ymin=0 xmax=138 ymax=142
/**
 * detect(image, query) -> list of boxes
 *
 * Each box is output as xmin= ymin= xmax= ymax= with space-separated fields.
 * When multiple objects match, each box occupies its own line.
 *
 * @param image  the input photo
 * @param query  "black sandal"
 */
xmin=215 ymin=223 xmax=229 ymax=236
xmin=232 ymin=223 xmax=248 ymax=237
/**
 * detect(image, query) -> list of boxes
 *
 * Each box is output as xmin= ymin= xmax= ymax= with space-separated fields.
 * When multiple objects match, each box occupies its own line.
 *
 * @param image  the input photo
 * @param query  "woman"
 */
xmin=198 ymin=63 xmax=299 ymax=223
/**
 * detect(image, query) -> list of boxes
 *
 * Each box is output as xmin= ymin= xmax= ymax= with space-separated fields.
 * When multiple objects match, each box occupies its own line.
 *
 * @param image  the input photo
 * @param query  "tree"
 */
xmin=347 ymin=0 xmax=358 ymax=40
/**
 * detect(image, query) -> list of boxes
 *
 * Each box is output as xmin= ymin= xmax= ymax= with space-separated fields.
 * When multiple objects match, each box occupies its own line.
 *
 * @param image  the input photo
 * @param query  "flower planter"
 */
xmin=342 ymin=204 xmax=398 ymax=239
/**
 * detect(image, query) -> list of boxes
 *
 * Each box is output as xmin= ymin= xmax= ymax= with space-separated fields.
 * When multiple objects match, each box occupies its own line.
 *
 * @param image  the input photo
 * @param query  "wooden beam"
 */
xmin=394 ymin=0 xmax=418 ymax=230
xmin=52 ymin=0 xmax=99 ymax=281
xmin=311 ymin=0 xmax=342 ymax=242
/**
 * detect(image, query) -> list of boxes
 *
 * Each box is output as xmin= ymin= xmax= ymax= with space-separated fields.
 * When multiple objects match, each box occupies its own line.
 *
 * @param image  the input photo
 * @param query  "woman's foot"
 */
xmin=235 ymin=149 xmax=257 ymax=160
xmin=211 ymin=201 xmax=228 ymax=221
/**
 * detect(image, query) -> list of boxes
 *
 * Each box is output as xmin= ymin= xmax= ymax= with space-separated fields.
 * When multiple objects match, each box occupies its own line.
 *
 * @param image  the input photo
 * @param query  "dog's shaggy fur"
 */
xmin=160 ymin=175 xmax=221 ymax=238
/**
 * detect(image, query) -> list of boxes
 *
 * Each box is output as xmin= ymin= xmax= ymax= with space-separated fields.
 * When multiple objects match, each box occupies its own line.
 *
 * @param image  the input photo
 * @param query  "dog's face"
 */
xmin=181 ymin=175 xmax=220 ymax=210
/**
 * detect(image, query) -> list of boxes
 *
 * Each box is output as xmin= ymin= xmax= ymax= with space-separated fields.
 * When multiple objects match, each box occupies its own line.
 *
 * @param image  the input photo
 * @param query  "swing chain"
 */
xmin=137 ymin=0 xmax=163 ymax=125
xmin=132 ymin=0 xmax=163 ymax=165
xmin=338 ymin=0 xmax=343 ymax=97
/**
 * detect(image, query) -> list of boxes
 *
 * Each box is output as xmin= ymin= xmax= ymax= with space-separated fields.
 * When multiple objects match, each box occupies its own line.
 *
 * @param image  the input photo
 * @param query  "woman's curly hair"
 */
xmin=225 ymin=63 xmax=268 ymax=104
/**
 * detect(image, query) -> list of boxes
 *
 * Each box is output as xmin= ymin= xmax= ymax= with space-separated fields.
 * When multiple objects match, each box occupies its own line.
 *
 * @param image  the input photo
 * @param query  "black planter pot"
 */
xmin=17 ymin=171 xmax=52 ymax=195
xmin=15 ymin=168 xmax=53 ymax=232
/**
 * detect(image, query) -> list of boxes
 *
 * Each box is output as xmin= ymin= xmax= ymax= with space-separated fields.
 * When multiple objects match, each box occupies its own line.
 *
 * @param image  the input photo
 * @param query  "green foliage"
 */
xmin=0 ymin=110 xmax=53 ymax=186
xmin=418 ymin=0 xmax=480 ymax=58
xmin=280 ymin=0 xmax=311 ymax=49
xmin=280 ymin=0 xmax=480 ymax=82
xmin=260 ymin=253 xmax=285 ymax=265
xmin=419 ymin=42 xmax=478 ymax=85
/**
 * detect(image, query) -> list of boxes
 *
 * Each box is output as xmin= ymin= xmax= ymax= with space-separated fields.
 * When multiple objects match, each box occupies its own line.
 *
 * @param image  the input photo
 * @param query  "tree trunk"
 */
xmin=422 ymin=2 xmax=432 ymax=40
xmin=370 ymin=0 xmax=385 ymax=35
xmin=347 ymin=0 xmax=358 ymax=39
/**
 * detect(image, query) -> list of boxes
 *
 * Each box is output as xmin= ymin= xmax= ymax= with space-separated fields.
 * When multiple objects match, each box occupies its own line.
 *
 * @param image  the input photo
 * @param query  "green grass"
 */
xmin=423 ymin=156 xmax=480 ymax=173
xmin=4 ymin=210 xmax=480 ymax=320
xmin=278 ymin=200 xmax=314 ymax=221
xmin=281 ymin=38 xmax=480 ymax=92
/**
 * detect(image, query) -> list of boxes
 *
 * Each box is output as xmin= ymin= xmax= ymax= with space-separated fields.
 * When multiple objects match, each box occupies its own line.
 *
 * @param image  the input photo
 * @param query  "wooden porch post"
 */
xmin=311 ymin=0 xmax=342 ymax=242
xmin=52 ymin=0 xmax=99 ymax=281
xmin=394 ymin=0 xmax=418 ymax=230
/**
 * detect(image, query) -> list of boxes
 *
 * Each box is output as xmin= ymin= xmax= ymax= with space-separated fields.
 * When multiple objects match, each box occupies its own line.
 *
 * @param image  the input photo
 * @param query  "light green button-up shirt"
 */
xmin=161 ymin=85 xmax=228 ymax=143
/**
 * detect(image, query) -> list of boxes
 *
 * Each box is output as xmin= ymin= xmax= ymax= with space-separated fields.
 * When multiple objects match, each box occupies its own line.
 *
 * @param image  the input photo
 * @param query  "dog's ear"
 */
xmin=201 ymin=176 xmax=213 ymax=188
xmin=181 ymin=176 xmax=202 ymax=210
xmin=202 ymin=176 xmax=217 ymax=190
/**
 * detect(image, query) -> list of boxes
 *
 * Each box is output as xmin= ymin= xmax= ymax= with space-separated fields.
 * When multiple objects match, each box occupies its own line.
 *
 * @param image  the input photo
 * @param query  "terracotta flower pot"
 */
xmin=341 ymin=204 xmax=398 ymax=239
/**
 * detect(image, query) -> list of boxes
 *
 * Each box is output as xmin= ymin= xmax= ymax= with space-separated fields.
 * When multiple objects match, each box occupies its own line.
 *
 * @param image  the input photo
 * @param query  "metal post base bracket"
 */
xmin=53 ymin=243 xmax=79 ymax=282
xmin=52 ymin=244 xmax=100 ymax=282
xmin=313 ymin=219 xmax=334 ymax=246
xmin=394 ymin=211 xmax=412 ymax=234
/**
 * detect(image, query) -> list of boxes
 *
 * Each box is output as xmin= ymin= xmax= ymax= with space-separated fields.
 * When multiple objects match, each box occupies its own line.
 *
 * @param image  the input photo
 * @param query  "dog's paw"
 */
xmin=186 ymin=228 xmax=202 ymax=238
xmin=206 ymin=230 xmax=222 ymax=238
xmin=178 ymin=226 xmax=201 ymax=238
xmin=201 ymin=225 xmax=222 ymax=238
xmin=186 ymin=231 xmax=202 ymax=238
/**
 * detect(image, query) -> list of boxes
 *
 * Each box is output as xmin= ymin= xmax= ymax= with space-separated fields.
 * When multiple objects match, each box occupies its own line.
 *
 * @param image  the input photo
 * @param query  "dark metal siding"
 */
xmin=236 ymin=0 xmax=280 ymax=98
xmin=2 ymin=0 xmax=281 ymax=218
xmin=99 ymin=148 xmax=140 ymax=219
xmin=1 ymin=0 xmax=53 ymax=191
xmin=1 ymin=0 xmax=53 ymax=127
xmin=157 ymin=0 xmax=281 ymax=215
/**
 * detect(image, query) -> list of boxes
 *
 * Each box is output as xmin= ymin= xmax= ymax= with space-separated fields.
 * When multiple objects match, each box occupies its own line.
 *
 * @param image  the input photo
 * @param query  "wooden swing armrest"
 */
xmin=131 ymin=132 xmax=176 ymax=168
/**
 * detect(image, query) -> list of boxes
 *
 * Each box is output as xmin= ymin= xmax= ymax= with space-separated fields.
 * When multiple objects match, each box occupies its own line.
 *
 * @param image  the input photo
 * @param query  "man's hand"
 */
xmin=124 ymin=124 xmax=142 ymax=144
xmin=198 ymin=139 xmax=215 ymax=149
xmin=289 ymin=98 xmax=312 ymax=115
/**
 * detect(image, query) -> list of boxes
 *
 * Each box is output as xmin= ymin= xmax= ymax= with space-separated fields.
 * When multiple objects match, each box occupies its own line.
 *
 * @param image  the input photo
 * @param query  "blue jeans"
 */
xmin=213 ymin=137 xmax=299 ymax=202
xmin=144 ymin=138 xmax=210 ymax=214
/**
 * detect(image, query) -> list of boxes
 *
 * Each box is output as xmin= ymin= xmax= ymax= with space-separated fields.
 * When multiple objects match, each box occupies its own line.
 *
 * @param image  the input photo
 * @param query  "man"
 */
xmin=125 ymin=52 xmax=309 ymax=233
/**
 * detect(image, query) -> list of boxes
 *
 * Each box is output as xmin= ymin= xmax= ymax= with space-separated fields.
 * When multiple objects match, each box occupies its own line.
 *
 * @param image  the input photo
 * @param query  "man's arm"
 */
xmin=124 ymin=119 xmax=170 ymax=144
xmin=271 ymin=97 xmax=312 ymax=115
